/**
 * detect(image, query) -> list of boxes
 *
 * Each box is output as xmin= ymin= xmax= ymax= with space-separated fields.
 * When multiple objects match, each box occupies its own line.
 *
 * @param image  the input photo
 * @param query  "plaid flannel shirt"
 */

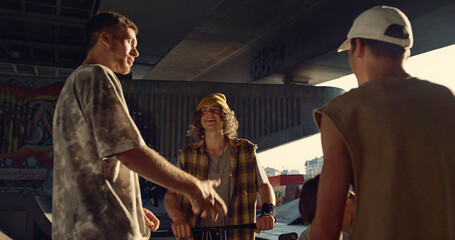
xmin=178 ymin=138 xmax=258 ymax=240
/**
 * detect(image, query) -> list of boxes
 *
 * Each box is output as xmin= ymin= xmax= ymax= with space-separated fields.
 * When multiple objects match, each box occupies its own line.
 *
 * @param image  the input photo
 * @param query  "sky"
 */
xmin=257 ymin=44 xmax=455 ymax=174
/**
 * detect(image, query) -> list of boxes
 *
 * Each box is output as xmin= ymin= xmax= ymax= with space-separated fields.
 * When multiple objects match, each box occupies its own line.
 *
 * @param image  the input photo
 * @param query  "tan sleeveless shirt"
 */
xmin=315 ymin=76 xmax=455 ymax=240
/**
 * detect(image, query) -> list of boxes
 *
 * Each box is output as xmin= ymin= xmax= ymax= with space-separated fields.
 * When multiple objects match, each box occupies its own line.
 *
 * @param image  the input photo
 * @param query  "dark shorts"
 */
xmin=192 ymin=230 xmax=228 ymax=240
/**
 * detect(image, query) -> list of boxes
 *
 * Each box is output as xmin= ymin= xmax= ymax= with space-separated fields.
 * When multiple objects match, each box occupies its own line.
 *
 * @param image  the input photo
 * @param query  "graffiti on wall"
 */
xmin=0 ymin=78 xmax=169 ymax=220
xmin=256 ymin=184 xmax=302 ymax=210
xmin=0 ymin=79 xmax=63 ymax=195
xmin=250 ymin=44 xmax=284 ymax=81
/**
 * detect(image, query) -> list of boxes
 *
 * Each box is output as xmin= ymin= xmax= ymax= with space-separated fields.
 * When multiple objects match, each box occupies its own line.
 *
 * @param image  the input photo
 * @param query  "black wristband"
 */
xmin=260 ymin=203 xmax=276 ymax=216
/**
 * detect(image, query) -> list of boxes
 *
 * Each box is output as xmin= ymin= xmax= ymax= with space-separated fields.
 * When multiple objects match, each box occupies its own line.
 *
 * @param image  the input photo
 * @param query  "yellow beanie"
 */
xmin=197 ymin=93 xmax=230 ymax=111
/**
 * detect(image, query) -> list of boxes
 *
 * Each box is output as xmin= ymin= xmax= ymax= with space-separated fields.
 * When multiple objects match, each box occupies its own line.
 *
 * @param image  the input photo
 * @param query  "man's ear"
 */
xmin=404 ymin=48 xmax=411 ymax=61
xmin=355 ymin=38 xmax=365 ymax=58
xmin=99 ymin=32 xmax=111 ymax=46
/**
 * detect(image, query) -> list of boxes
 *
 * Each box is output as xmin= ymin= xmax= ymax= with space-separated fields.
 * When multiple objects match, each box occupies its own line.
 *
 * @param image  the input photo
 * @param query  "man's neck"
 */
xmin=362 ymin=58 xmax=408 ymax=85
xmin=83 ymin=48 xmax=113 ymax=70
xmin=205 ymin=132 xmax=227 ymax=156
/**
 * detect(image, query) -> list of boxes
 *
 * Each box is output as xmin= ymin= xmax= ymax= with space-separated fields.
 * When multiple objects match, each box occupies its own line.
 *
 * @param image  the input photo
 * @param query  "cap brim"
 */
xmin=337 ymin=38 xmax=351 ymax=52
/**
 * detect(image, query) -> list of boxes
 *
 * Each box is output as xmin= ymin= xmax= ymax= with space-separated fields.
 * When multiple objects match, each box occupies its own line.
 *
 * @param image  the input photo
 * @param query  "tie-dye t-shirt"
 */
xmin=52 ymin=64 xmax=150 ymax=239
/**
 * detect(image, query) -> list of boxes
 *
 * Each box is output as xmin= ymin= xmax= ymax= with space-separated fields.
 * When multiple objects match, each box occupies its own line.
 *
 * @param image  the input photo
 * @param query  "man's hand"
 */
xmin=171 ymin=217 xmax=193 ymax=240
xmin=255 ymin=215 xmax=275 ymax=234
xmin=143 ymin=208 xmax=160 ymax=232
xmin=189 ymin=178 xmax=227 ymax=221
xmin=256 ymin=184 xmax=277 ymax=234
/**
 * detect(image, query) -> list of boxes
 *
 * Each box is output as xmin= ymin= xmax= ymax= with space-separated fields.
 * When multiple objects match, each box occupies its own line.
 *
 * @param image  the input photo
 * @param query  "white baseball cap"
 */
xmin=338 ymin=6 xmax=413 ymax=52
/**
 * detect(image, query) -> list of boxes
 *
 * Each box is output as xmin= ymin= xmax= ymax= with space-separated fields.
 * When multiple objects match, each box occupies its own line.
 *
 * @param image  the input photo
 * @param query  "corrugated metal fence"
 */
xmin=122 ymin=80 xmax=343 ymax=163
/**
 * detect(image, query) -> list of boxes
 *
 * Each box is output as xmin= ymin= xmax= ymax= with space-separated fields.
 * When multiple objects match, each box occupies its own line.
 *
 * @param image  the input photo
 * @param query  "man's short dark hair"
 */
xmin=299 ymin=174 xmax=320 ymax=225
xmin=84 ymin=11 xmax=138 ymax=51
xmin=350 ymin=37 xmax=406 ymax=61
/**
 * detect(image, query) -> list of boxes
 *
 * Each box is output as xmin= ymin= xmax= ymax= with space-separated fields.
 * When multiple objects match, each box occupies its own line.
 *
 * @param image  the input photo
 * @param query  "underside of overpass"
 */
xmin=0 ymin=0 xmax=454 ymax=83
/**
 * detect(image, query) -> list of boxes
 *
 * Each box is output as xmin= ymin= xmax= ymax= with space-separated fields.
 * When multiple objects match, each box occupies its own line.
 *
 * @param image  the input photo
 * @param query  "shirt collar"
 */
xmin=194 ymin=137 xmax=241 ymax=153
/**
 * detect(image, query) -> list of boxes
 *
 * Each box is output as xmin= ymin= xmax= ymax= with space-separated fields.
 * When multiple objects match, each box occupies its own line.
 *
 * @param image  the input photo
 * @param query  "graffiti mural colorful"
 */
xmin=256 ymin=175 xmax=304 ymax=210
xmin=0 ymin=77 xmax=171 ymax=219
xmin=268 ymin=175 xmax=304 ymax=207
xmin=0 ymin=77 xmax=64 ymax=195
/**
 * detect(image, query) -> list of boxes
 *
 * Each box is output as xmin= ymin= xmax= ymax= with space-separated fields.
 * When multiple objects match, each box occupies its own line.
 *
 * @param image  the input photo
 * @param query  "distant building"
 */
xmin=289 ymin=170 xmax=300 ymax=175
xmin=264 ymin=167 xmax=281 ymax=177
xmin=305 ymin=156 xmax=323 ymax=178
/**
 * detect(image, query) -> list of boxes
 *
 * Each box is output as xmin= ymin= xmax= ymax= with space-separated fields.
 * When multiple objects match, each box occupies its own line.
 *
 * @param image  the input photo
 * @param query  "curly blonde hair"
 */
xmin=187 ymin=107 xmax=239 ymax=141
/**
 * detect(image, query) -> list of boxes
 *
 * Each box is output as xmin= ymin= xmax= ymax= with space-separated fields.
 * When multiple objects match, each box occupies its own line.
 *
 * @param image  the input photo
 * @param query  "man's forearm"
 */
xmin=116 ymin=146 xmax=199 ymax=198
xmin=258 ymin=183 xmax=276 ymax=204
xmin=164 ymin=190 xmax=186 ymax=221
xmin=256 ymin=183 xmax=277 ymax=231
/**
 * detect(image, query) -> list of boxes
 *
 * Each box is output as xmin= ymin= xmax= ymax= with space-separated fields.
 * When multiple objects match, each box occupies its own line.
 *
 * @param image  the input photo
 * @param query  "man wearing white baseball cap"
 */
xmin=310 ymin=6 xmax=455 ymax=240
